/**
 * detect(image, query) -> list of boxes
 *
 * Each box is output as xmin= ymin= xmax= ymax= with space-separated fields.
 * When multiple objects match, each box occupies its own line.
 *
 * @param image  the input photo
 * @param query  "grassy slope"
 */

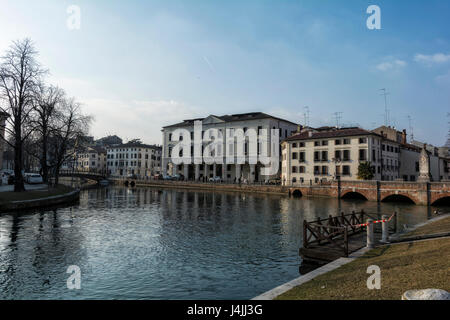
xmin=276 ymin=215 xmax=450 ymax=300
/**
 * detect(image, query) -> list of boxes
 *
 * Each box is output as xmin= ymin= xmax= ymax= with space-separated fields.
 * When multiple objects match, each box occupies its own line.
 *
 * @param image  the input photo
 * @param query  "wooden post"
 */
xmin=303 ymin=220 xmax=307 ymax=248
xmin=344 ymin=227 xmax=349 ymax=257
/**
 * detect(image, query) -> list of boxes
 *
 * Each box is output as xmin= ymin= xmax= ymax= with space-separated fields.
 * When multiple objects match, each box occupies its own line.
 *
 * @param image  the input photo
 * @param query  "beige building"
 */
xmin=107 ymin=142 xmax=162 ymax=178
xmin=161 ymin=112 xmax=298 ymax=182
xmin=281 ymin=126 xmax=402 ymax=185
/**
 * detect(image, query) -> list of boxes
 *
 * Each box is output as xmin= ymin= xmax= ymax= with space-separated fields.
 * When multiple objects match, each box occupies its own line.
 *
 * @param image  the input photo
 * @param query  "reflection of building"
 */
xmin=0 ymin=111 xmax=9 ymax=170
xmin=106 ymin=142 xmax=162 ymax=178
xmin=162 ymin=112 xmax=298 ymax=182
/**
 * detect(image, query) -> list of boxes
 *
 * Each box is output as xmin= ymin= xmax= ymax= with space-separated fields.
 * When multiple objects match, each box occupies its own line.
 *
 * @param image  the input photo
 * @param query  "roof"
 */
xmin=284 ymin=127 xmax=380 ymax=142
xmin=107 ymin=142 xmax=162 ymax=150
xmin=162 ymin=112 xmax=298 ymax=129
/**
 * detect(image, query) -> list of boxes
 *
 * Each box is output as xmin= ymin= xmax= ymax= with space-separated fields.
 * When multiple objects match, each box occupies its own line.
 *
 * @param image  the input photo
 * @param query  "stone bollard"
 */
xmin=366 ymin=219 xmax=374 ymax=248
xmin=381 ymin=215 xmax=389 ymax=243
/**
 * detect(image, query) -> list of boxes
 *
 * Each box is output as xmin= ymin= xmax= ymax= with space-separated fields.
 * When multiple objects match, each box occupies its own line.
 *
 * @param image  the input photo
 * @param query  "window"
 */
xmin=314 ymin=166 xmax=320 ymax=175
xmin=314 ymin=141 xmax=320 ymax=147
xmin=314 ymin=151 xmax=320 ymax=162
xmin=335 ymin=150 xmax=341 ymax=160
xmin=335 ymin=139 xmax=341 ymax=145
xmin=292 ymin=166 xmax=297 ymax=173
xmin=343 ymin=138 xmax=351 ymax=145
xmin=359 ymin=149 xmax=367 ymax=161
xmin=321 ymin=151 xmax=328 ymax=161
xmin=321 ymin=166 xmax=328 ymax=175
xmin=343 ymin=150 xmax=350 ymax=161
xmin=292 ymin=152 xmax=298 ymax=160
xmin=322 ymin=140 xmax=328 ymax=146
xmin=169 ymin=133 xmax=172 ymax=141
xmin=299 ymin=152 xmax=305 ymax=162
xmin=299 ymin=166 xmax=305 ymax=173
xmin=299 ymin=142 xmax=305 ymax=148
xmin=415 ymin=162 xmax=419 ymax=172
xmin=343 ymin=165 xmax=350 ymax=175
xmin=292 ymin=143 xmax=297 ymax=148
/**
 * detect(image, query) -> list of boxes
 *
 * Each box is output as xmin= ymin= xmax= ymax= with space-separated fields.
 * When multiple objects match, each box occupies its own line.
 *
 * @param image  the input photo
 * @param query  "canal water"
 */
xmin=0 ymin=186 xmax=447 ymax=299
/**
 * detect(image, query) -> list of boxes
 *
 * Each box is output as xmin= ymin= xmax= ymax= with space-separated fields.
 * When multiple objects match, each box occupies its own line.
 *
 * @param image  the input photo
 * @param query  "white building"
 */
xmin=281 ymin=126 xmax=402 ymax=185
xmin=107 ymin=142 xmax=162 ymax=178
xmin=162 ymin=112 xmax=298 ymax=182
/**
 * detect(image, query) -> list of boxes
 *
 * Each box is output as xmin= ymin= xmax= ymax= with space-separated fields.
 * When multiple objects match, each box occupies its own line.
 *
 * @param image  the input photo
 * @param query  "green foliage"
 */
xmin=357 ymin=162 xmax=374 ymax=180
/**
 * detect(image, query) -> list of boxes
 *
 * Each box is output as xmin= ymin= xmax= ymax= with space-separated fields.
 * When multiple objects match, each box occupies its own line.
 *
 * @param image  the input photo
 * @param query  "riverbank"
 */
xmin=272 ymin=214 xmax=450 ymax=300
xmin=111 ymin=179 xmax=289 ymax=195
xmin=0 ymin=185 xmax=80 ymax=212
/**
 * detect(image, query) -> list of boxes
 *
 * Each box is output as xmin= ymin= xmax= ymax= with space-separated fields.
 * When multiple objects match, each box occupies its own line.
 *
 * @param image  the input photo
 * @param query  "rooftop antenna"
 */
xmin=380 ymin=88 xmax=390 ymax=126
xmin=332 ymin=112 xmax=343 ymax=128
xmin=304 ymin=106 xmax=310 ymax=127
xmin=407 ymin=115 xmax=414 ymax=142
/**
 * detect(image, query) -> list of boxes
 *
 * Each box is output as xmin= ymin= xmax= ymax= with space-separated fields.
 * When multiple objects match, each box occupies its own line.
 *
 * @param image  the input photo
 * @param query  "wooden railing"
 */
xmin=303 ymin=210 xmax=367 ymax=257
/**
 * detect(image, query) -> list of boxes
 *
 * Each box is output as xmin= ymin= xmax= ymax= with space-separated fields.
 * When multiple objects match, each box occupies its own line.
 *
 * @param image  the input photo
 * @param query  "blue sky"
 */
xmin=0 ymin=0 xmax=449 ymax=145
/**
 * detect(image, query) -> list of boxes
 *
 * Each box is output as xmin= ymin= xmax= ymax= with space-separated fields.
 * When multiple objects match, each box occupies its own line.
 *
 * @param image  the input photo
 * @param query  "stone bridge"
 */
xmin=288 ymin=180 xmax=450 ymax=206
xmin=59 ymin=170 xmax=107 ymax=182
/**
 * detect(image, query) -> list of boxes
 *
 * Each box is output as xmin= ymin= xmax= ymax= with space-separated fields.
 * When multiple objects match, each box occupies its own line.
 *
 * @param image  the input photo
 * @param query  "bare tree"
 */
xmin=30 ymin=83 xmax=65 ymax=183
xmin=0 ymin=39 xmax=46 ymax=192
xmin=48 ymin=97 xmax=92 ymax=186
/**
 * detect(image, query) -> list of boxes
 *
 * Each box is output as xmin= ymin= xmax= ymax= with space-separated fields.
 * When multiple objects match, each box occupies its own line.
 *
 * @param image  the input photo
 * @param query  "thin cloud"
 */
xmin=376 ymin=59 xmax=407 ymax=71
xmin=414 ymin=53 xmax=450 ymax=64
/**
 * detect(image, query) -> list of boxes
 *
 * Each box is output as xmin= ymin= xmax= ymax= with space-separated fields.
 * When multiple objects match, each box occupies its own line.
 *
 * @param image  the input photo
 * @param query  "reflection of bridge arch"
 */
xmin=431 ymin=194 xmax=450 ymax=206
xmin=341 ymin=191 xmax=368 ymax=201
xmin=59 ymin=170 xmax=106 ymax=182
xmin=381 ymin=194 xmax=416 ymax=204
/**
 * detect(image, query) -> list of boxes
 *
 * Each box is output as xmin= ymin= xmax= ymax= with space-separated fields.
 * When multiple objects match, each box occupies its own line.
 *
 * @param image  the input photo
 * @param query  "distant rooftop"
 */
xmin=107 ymin=142 xmax=162 ymax=150
xmin=284 ymin=127 xmax=379 ymax=141
xmin=163 ymin=112 xmax=298 ymax=128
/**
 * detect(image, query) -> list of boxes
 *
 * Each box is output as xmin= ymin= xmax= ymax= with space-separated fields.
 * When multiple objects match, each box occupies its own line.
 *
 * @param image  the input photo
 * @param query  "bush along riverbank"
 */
xmin=0 ymin=185 xmax=80 ymax=213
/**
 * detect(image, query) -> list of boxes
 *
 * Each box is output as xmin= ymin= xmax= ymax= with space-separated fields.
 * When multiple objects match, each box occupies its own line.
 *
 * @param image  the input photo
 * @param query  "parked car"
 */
xmin=26 ymin=174 xmax=44 ymax=184
xmin=209 ymin=176 xmax=222 ymax=182
xmin=162 ymin=174 xmax=173 ymax=180
xmin=126 ymin=174 xmax=137 ymax=179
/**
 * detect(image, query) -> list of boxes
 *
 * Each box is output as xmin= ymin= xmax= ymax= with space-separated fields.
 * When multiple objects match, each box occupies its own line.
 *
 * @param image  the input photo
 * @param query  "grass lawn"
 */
xmin=400 ymin=215 xmax=450 ymax=238
xmin=0 ymin=185 xmax=74 ymax=204
xmin=276 ymin=215 xmax=450 ymax=300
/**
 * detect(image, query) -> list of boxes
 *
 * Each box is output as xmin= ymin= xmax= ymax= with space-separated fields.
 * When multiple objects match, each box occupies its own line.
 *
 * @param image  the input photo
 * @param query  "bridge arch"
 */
xmin=341 ymin=191 xmax=368 ymax=201
xmin=381 ymin=194 xmax=416 ymax=204
xmin=431 ymin=195 xmax=450 ymax=206
xmin=292 ymin=189 xmax=303 ymax=198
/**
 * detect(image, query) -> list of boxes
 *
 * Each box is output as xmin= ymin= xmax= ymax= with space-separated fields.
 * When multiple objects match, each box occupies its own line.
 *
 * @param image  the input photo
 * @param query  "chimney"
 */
xmin=402 ymin=129 xmax=407 ymax=145
xmin=308 ymin=131 xmax=313 ymax=138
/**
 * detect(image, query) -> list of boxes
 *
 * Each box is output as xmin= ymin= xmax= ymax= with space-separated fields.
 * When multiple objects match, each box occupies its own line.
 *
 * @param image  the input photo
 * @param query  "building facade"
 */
xmin=161 ymin=112 xmax=298 ymax=182
xmin=281 ymin=127 xmax=404 ymax=185
xmin=106 ymin=142 xmax=162 ymax=178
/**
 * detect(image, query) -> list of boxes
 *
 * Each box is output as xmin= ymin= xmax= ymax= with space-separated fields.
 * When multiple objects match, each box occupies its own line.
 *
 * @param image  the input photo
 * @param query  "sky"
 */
xmin=0 ymin=0 xmax=449 ymax=146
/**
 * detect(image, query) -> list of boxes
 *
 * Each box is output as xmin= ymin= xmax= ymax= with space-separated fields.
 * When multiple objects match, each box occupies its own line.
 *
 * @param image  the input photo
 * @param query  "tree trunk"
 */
xmin=14 ymin=140 xmax=25 ymax=192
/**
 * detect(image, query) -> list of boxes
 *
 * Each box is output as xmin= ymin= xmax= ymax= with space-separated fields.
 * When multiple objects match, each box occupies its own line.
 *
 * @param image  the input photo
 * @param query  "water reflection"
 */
xmin=0 ymin=186 xmax=447 ymax=300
